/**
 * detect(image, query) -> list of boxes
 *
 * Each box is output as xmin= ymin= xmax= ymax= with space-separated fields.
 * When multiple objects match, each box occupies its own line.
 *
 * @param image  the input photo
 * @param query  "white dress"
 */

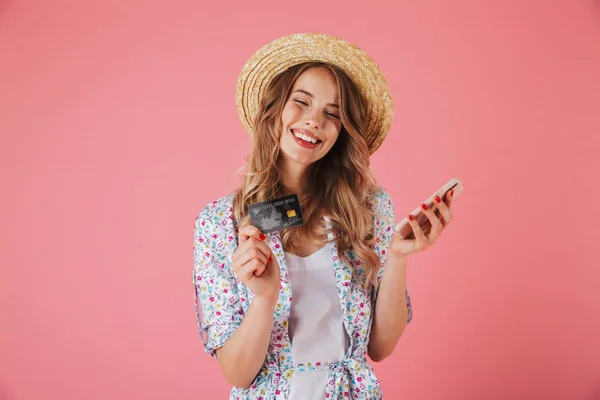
xmin=285 ymin=244 xmax=350 ymax=400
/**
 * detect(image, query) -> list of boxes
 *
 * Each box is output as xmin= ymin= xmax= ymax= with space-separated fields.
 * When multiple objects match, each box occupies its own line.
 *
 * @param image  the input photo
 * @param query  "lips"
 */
xmin=290 ymin=129 xmax=321 ymax=149
xmin=291 ymin=128 xmax=321 ymax=143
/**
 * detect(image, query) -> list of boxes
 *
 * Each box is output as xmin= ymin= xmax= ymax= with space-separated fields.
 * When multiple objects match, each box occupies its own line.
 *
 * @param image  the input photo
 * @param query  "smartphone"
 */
xmin=394 ymin=178 xmax=464 ymax=240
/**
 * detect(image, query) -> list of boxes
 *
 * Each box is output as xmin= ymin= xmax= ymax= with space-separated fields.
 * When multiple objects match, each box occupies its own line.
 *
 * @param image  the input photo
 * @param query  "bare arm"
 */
xmin=368 ymin=253 xmax=409 ymax=362
xmin=216 ymin=294 xmax=278 ymax=388
xmin=215 ymin=225 xmax=280 ymax=388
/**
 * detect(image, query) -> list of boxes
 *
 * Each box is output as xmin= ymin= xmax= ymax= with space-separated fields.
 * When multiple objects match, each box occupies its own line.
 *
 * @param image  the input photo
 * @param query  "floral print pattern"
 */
xmin=193 ymin=187 xmax=412 ymax=399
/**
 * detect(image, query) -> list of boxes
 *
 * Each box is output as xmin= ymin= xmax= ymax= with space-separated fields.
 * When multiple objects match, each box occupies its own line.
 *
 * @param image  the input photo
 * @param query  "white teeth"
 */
xmin=293 ymin=130 xmax=317 ymax=144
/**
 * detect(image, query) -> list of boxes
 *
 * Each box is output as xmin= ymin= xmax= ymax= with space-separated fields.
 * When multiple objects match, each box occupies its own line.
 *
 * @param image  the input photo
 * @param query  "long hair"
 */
xmin=232 ymin=62 xmax=381 ymax=285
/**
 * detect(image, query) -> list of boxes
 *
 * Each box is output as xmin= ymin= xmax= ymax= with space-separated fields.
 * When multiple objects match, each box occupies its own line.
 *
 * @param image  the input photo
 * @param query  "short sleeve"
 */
xmin=193 ymin=210 xmax=243 ymax=358
xmin=371 ymin=187 xmax=413 ymax=324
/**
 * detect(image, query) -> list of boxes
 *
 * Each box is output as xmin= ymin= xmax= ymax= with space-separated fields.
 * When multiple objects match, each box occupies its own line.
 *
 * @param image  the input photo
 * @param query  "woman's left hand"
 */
xmin=389 ymin=191 xmax=455 ymax=257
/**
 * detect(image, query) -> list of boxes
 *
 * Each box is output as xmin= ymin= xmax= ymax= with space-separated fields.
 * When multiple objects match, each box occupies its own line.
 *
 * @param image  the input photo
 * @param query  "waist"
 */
xmin=266 ymin=354 xmax=368 ymax=374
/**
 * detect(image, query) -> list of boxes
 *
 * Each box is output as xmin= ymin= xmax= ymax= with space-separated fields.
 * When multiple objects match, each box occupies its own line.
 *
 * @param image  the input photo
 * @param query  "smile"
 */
xmin=290 ymin=129 xmax=322 ymax=149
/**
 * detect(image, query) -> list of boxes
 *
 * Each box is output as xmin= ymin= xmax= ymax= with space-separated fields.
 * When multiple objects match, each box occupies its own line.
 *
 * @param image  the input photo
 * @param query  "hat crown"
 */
xmin=236 ymin=33 xmax=393 ymax=154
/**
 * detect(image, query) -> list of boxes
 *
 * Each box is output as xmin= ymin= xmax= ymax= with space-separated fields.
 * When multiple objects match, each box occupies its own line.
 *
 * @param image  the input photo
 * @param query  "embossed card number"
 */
xmin=247 ymin=194 xmax=305 ymax=234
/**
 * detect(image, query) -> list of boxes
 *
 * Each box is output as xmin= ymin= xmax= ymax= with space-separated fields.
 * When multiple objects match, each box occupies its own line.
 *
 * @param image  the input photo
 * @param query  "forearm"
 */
xmin=368 ymin=254 xmax=409 ymax=362
xmin=216 ymin=295 xmax=277 ymax=388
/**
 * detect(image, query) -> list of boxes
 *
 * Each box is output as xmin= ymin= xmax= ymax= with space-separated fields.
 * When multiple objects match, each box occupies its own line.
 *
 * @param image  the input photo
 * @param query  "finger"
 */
xmin=233 ymin=240 xmax=269 ymax=268
xmin=444 ymin=189 xmax=455 ymax=209
xmin=240 ymin=258 xmax=265 ymax=280
xmin=238 ymin=225 xmax=267 ymax=243
xmin=420 ymin=203 xmax=443 ymax=243
xmin=232 ymin=236 xmax=273 ymax=277
xmin=406 ymin=214 xmax=426 ymax=242
xmin=254 ymin=254 xmax=273 ymax=277
xmin=249 ymin=237 xmax=273 ymax=260
xmin=433 ymin=195 xmax=453 ymax=225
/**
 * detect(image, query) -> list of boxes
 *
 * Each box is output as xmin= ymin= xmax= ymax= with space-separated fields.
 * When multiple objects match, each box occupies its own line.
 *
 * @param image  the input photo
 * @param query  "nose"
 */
xmin=303 ymin=108 xmax=323 ymax=129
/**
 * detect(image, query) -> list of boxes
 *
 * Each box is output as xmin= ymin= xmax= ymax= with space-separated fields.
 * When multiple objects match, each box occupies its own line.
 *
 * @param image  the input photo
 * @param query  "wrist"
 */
xmin=382 ymin=253 xmax=408 ymax=284
xmin=253 ymin=293 xmax=279 ymax=308
xmin=388 ymin=251 xmax=408 ymax=265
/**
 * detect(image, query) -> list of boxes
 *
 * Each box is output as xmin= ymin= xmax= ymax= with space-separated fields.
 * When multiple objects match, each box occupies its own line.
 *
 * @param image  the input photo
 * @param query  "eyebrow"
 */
xmin=292 ymin=89 xmax=339 ymax=108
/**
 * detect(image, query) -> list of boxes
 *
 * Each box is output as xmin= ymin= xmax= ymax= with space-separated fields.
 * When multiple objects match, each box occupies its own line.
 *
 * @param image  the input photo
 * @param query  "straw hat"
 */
xmin=236 ymin=33 xmax=394 ymax=154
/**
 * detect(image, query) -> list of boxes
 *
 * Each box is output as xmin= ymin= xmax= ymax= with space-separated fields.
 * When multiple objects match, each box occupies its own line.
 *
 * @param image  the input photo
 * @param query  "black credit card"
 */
xmin=247 ymin=194 xmax=304 ymax=234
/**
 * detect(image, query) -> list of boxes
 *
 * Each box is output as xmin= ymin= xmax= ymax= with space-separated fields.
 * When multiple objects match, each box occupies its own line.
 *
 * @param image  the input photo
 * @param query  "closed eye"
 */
xmin=326 ymin=112 xmax=340 ymax=119
xmin=294 ymin=99 xmax=309 ymax=106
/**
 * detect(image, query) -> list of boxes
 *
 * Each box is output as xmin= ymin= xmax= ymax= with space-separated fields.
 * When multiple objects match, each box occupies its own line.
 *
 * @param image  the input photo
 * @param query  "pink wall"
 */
xmin=1 ymin=0 xmax=599 ymax=399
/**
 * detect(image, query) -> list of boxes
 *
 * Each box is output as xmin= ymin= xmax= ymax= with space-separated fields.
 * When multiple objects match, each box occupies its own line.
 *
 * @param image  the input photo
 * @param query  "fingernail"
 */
xmin=259 ymin=234 xmax=266 ymax=241
xmin=435 ymin=196 xmax=441 ymax=203
xmin=421 ymin=204 xmax=429 ymax=211
xmin=408 ymin=214 xmax=414 ymax=221
xmin=268 ymin=255 xmax=272 ymax=262
xmin=449 ymin=189 xmax=454 ymax=197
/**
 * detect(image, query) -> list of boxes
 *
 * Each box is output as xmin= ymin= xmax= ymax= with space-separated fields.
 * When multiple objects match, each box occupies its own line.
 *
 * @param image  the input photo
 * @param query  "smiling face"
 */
xmin=279 ymin=66 xmax=342 ymax=166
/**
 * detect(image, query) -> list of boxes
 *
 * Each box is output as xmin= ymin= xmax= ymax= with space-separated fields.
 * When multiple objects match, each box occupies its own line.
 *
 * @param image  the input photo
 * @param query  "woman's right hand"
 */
xmin=231 ymin=225 xmax=280 ymax=302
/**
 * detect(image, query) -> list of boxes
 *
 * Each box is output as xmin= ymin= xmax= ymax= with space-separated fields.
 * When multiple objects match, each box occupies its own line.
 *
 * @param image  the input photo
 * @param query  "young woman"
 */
xmin=193 ymin=33 xmax=456 ymax=399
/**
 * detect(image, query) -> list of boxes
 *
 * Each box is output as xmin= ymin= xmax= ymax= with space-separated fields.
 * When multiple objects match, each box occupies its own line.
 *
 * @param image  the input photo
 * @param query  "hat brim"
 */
xmin=236 ymin=33 xmax=393 ymax=155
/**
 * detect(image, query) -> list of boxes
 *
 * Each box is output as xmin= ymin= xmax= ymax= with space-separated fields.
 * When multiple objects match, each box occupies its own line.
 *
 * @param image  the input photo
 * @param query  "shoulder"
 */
xmin=367 ymin=186 xmax=394 ymax=215
xmin=367 ymin=186 xmax=395 ymax=238
xmin=194 ymin=192 xmax=236 ymax=240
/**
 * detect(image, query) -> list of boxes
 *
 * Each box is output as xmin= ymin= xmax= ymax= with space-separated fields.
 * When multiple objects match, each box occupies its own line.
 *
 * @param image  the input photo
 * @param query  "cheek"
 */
xmin=281 ymin=103 xmax=299 ymax=125
xmin=325 ymin=124 xmax=341 ymax=143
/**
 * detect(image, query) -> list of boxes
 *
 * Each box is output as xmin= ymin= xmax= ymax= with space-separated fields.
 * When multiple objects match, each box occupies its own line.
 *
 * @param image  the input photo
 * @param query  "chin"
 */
xmin=280 ymin=131 xmax=333 ymax=165
xmin=280 ymin=150 xmax=317 ymax=166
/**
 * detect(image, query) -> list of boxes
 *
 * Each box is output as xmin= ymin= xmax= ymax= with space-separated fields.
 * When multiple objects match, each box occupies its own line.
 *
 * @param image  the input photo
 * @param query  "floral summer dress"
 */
xmin=193 ymin=187 xmax=413 ymax=399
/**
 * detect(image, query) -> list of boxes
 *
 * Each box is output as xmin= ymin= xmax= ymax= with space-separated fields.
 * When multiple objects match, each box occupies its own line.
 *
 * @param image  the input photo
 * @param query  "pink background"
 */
xmin=1 ymin=0 xmax=599 ymax=399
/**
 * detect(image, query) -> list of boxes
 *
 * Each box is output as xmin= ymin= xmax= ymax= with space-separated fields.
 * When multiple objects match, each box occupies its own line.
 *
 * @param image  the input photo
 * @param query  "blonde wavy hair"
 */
xmin=233 ymin=62 xmax=381 ymax=285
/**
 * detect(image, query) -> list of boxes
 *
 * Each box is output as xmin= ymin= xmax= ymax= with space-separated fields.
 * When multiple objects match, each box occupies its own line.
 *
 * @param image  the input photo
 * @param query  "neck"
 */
xmin=278 ymin=157 xmax=312 ymax=196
